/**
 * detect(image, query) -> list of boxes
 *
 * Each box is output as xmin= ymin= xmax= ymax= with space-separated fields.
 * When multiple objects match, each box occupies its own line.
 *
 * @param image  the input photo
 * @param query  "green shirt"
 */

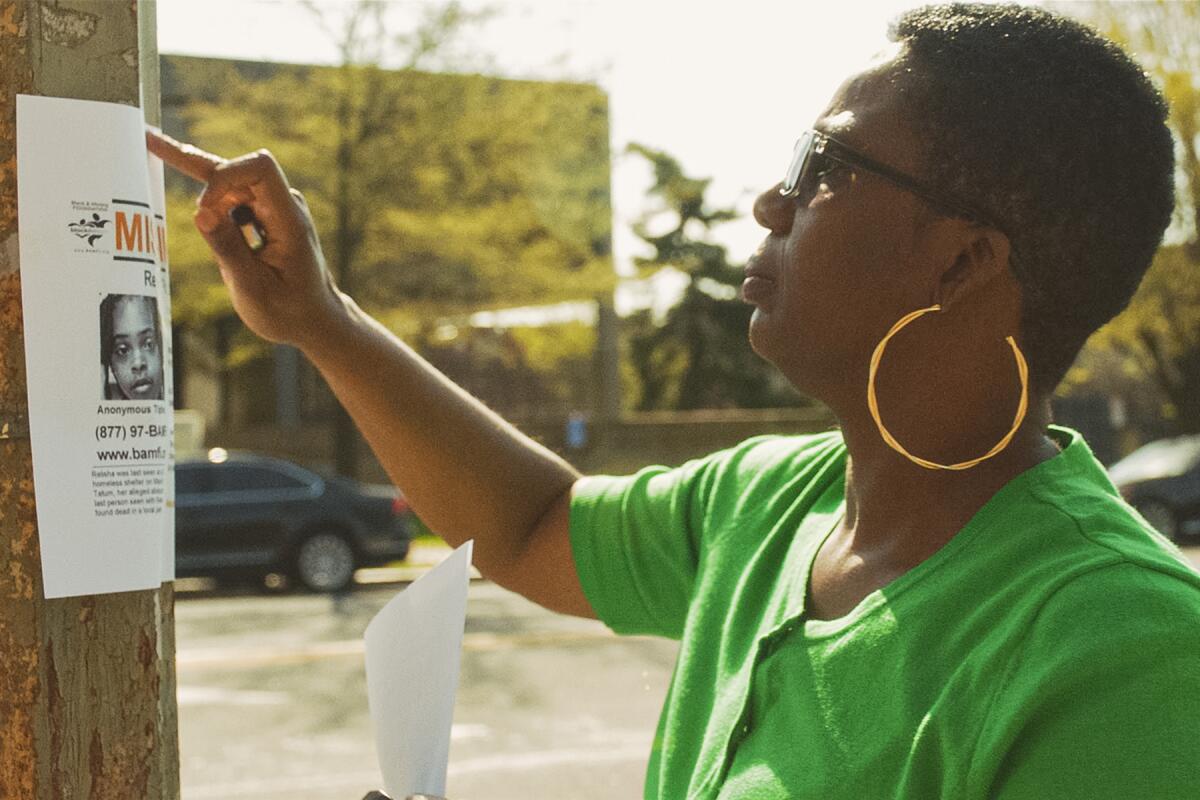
xmin=569 ymin=424 xmax=1200 ymax=799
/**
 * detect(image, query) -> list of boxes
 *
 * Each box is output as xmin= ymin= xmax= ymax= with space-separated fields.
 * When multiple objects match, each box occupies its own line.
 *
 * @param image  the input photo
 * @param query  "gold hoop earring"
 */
xmin=867 ymin=303 xmax=1029 ymax=471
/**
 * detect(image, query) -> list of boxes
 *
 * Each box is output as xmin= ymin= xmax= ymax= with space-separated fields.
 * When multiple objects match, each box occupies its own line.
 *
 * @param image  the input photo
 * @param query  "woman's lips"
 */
xmin=741 ymin=274 xmax=776 ymax=305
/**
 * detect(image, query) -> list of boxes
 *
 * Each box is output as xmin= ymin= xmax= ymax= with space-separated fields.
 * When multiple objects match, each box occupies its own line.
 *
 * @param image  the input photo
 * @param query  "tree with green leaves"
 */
xmin=624 ymin=144 xmax=804 ymax=411
xmin=161 ymin=1 xmax=613 ymax=474
xmin=1052 ymin=1 xmax=1200 ymax=436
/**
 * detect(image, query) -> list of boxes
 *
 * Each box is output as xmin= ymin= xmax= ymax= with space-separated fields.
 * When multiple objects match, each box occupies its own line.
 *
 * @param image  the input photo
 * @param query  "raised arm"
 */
xmin=147 ymin=131 xmax=594 ymax=617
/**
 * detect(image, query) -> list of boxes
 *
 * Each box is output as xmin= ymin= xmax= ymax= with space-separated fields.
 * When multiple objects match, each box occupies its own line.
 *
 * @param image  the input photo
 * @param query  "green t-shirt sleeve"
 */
xmin=984 ymin=562 xmax=1200 ymax=799
xmin=569 ymin=432 xmax=843 ymax=639
xmin=568 ymin=454 xmax=718 ymax=640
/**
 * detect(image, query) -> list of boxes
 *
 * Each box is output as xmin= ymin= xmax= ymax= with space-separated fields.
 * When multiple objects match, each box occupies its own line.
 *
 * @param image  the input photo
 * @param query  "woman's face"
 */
xmin=742 ymin=57 xmax=934 ymax=407
xmin=110 ymin=297 xmax=163 ymax=400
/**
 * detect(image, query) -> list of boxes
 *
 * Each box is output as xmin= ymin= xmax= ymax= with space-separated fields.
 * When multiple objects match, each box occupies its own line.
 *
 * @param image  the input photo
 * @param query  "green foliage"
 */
xmin=1063 ymin=245 xmax=1200 ymax=426
xmin=1052 ymin=1 xmax=1200 ymax=435
xmin=164 ymin=187 xmax=233 ymax=327
xmin=624 ymin=144 xmax=804 ymax=411
xmin=160 ymin=54 xmax=614 ymax=333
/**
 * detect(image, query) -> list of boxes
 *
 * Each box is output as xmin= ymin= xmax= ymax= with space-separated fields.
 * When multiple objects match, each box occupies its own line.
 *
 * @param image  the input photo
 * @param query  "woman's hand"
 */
xmin=145 ymin=129 xmax=346 ymax=349
xmin=146 ymin=133 xmax=591 ymax=621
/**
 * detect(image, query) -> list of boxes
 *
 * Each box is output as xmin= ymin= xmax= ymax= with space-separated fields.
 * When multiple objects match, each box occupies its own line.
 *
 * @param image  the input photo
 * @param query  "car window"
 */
xmin=212 ymin=464 xmax=314 ymax=493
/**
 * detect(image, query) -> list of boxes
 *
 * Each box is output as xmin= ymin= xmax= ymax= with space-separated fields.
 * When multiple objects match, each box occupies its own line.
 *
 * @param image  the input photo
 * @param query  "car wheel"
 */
xmin=1135 ymin=500 xmax=1179 ymax=540
xmin=293 ymin=532 xmax=357 ymax=593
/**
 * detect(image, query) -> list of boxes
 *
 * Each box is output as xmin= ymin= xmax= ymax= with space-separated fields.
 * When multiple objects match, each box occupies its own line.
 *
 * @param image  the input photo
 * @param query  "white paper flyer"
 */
xmin=365 ymin=540 xmax=474 ymax=799
xmin=16 ymin=95 xmax=175 ymax=598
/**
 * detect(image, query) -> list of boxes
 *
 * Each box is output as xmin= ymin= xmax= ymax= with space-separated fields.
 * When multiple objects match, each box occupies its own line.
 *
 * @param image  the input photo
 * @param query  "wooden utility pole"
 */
xmin=0 ymin=2 xmax=180 ymax=798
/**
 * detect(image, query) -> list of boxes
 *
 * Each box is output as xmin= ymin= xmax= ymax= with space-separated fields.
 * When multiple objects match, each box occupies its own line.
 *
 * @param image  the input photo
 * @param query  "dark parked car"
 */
xmin=1108 ymin=434 xmax=1200 ymax=542
xmin=175 ymin=449 xmax=413 ymax=592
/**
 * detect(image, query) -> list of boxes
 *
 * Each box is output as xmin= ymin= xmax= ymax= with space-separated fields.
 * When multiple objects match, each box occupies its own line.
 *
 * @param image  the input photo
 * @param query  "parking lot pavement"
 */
xmin=175 ymin=542 xmax=1200 ymax=799
xmin=358 ymin=541 xmax=483 ymax=583
xmin=175 ymin=575 xmax=678 ymax=800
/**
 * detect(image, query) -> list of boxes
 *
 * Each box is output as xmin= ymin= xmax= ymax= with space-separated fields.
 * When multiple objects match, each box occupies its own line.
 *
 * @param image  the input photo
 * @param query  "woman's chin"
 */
xmin=747 ymin=310 xmax=777 ymax=360
xmin=125 ymin=383 xmax=159 ymax=400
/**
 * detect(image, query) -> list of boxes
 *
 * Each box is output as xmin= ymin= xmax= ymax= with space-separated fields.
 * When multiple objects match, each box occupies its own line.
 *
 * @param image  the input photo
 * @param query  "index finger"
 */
xmin=145 ymin=128 xmax=224 ymax=183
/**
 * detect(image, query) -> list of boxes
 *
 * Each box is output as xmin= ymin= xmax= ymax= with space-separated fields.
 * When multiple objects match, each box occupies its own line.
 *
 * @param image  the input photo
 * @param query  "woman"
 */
xmin=150 ymin=5 xmax=1200 ymax=797
xmin=99 ymin=293 xmax=164 ymax=401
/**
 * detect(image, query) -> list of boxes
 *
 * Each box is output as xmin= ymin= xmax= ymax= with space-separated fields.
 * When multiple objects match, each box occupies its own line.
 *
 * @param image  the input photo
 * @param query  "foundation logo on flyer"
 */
xmin=68 ymin=200 xmax=111 ymax=250
xmin=66 ymin=199 xmax=166 ymax=264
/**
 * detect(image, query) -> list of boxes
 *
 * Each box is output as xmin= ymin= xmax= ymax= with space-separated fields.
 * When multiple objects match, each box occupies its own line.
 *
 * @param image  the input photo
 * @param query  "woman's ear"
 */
xmin=932 ymin=226 xmax=1012 ymax=309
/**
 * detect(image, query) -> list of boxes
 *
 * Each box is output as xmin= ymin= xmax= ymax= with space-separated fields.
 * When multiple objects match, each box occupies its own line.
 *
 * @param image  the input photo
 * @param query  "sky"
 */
xmin=156 ymin=0 xmax=974 ymax=314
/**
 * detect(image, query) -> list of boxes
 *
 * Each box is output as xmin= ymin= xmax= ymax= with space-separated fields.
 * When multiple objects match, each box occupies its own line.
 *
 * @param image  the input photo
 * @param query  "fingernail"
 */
xmin=195 ymin=207 xmax=218 ymax=233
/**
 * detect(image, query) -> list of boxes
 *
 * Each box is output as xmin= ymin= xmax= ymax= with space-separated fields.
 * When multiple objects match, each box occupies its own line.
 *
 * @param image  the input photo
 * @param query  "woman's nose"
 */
xmin=753 ymin=183 xmax=795 ymax=235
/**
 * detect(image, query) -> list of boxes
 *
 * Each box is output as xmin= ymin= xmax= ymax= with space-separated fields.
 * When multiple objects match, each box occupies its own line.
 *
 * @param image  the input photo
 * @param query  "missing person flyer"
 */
xmin=16 ymin=96 xmax=175 ymax=598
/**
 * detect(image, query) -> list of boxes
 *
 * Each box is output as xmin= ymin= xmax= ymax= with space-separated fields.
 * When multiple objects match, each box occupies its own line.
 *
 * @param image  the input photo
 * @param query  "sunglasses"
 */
xmin=780 ymin=129 xmax=995 ymax=229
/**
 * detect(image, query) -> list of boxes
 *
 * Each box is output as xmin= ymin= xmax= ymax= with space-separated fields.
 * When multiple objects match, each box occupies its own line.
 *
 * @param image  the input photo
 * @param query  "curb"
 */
xmin=356 ymin=544 xmax=483 ymax=584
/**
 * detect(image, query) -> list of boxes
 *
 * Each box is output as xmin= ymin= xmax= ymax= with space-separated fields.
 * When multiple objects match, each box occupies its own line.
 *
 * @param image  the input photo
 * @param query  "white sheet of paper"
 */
xmin=365 ymin=540 xmax=474 ymax=799
xmin=16 ymin=95 xmax=174 ymax=598
xmin=146 ymin=148 xmax=176 ymax=583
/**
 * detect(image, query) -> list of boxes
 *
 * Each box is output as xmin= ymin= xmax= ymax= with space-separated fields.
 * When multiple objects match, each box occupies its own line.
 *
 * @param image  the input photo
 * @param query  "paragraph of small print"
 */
xmin=91 ymin=465 xmax=165 ymax=517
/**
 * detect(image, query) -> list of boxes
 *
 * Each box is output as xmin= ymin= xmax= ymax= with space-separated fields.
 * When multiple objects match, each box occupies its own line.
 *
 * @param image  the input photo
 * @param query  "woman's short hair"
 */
xmin=888 ymin=3 xmax=1176 ymax=395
